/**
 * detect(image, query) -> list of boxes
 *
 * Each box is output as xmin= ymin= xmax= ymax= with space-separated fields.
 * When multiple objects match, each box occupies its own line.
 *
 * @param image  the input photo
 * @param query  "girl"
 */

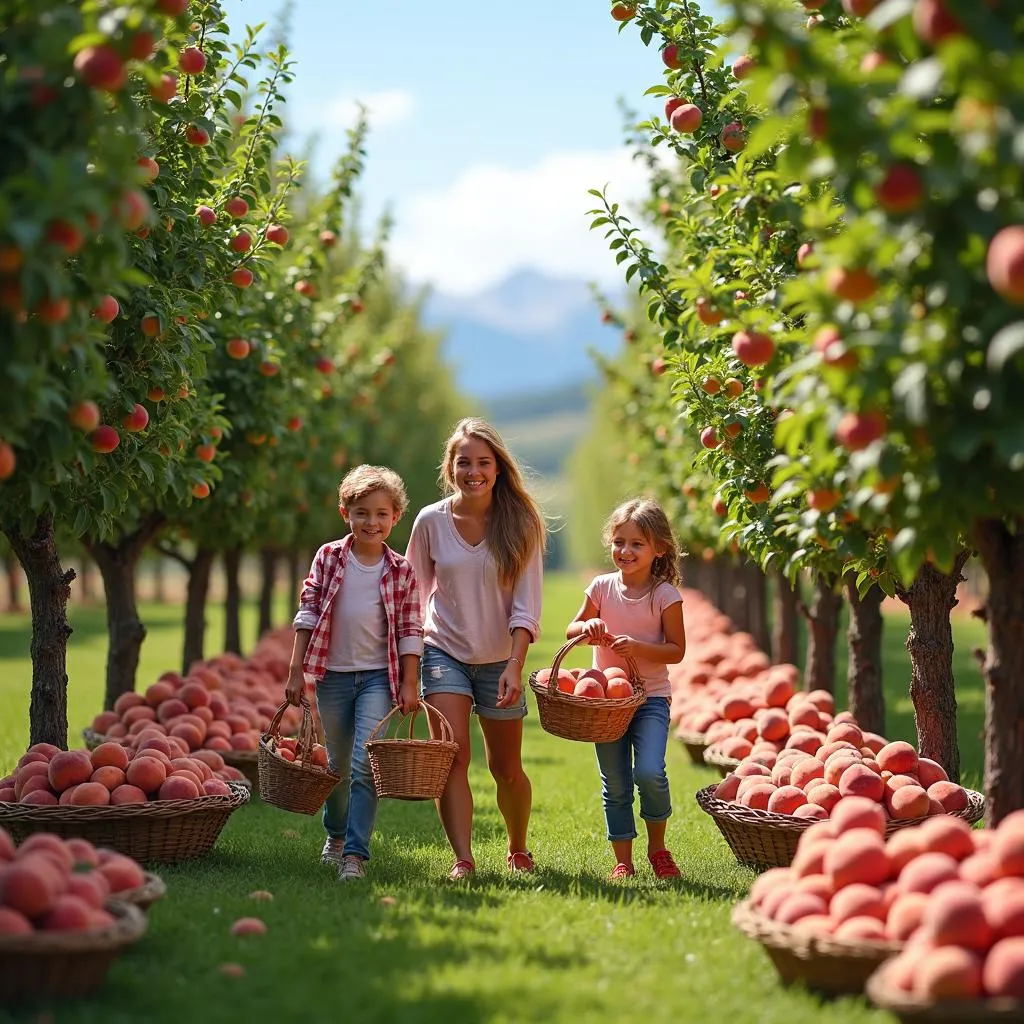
xmin=406 ymin=418 xmax=545 ymax=881
xmin=566 ymin=497 xmax=686 ymax=880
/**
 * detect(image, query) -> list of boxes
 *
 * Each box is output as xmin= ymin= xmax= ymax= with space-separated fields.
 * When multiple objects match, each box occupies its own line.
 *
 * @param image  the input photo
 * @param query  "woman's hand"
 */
xmin=496 ymin=662 xmax=523 ymax=709
xmin=398 ymin=676 xmax=420 ymax=715
xmin=581 ymin=618 xmax=611 ymax=646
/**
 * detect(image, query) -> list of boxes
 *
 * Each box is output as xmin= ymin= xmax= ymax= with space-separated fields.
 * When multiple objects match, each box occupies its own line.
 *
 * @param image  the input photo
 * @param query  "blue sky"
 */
xmin=220 ymin=0 xmax=674 ymax=296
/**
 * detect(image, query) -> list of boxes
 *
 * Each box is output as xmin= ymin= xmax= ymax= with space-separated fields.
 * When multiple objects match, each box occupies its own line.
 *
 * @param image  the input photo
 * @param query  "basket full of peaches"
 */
xmin=258 ymin=697 xmax=339 ymax=815
xmin=528 ymin=634 xmax=646 ymax=744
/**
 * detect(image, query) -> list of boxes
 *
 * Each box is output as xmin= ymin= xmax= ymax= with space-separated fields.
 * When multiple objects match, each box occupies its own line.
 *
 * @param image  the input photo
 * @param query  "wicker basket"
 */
xmin=695 ymin=784 xmax=986 ymax=871
xmin=81 ymin=727 xmax=106 ymax=751
xmin=258 ymin=697 xmax=340 ymax=815
xmin=866 ymin=961 xmax=1022 ymax=1021
xmin=732 ymin=899 xmax=901 ymax=996
xmin=676 ymin=728 xmax=712 ymax=766
xmin=365 ymin=701 xmax=459 ymax=801
xmin=0 ymin=783 xmax=250 ymax=863
xmin=114 ymin=870 xmax=167 ymax=912
xmin=0 ymin=899 xmax=147 ymax=1002
xmin=528 ymin=634 xmax=646 ymax=744
xmin=703 ymin=745 xmax=741 ymax=777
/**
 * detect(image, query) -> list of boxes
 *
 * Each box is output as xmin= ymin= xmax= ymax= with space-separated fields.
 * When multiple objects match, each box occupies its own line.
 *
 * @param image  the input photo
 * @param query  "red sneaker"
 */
xmin=609 ymin=862 xmax=635 ymax=880
xmin=648 ymin=849 xmax=681 ymax=879
xmin=507 ymin=850 xmax=535 ymax=873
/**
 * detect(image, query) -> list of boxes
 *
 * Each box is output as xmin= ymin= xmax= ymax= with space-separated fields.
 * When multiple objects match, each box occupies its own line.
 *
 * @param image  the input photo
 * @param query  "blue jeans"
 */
xmin=316 ymin=669 xmax=393 ymax=860
xmin=594 ymin=697 xmax=672 ymax=841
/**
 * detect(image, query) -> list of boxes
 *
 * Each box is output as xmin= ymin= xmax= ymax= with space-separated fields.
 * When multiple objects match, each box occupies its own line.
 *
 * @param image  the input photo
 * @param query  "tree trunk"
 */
xmin=223 ymin=546 xmax=243 ymax=655
xmin=743 ymin=561 xmax=770 ymax=653
xmin=894 ymin=551 xmax=971 ymax=784
xmin=286 ymin=547 xmax=303 ymax=612
xmin=723 ymin=562 xmax=751 ymax=632
xmin=4 ymin=514 xmax=74 ymax=748
xmin=152 ymin=554 xmax=166 ymax=603
xmin=971 ymin=518 xmax=1024 ymax=826
xmin=844 ymin=578 xmax=886 ymax=736
xmin=771 ymin=567 xmax=800 ymax=667
xmin=183 ymin=547 xmax=216 ymax=673
xmin=78 ymin=556 xmax=95 ymax=603
xmin=803 ymin=573 xmax=842 ymax=693
xmin=258 ymin=547 xmax=278 ymax=635
xmin=4 ymin=550 xmax=24 ymax=612
xmin=86 ymin=513 xmax=164 ymax=710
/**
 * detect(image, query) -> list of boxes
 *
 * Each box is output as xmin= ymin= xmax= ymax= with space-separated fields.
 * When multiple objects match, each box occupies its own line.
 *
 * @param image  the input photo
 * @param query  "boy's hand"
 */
xmin=581 ymin=618 xmax=611 ymax=646
xmin=398 ymin=677 xmax=420 ymax=715
xmin=284 ymin=668 xmax=305 ymax=707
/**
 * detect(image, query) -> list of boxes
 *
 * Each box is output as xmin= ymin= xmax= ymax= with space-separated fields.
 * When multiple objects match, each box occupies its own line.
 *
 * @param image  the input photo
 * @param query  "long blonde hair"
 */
xmin=603 ymin=497 xmax=682 ymax=589
xmin=440 ymin=417 xmax=546 ymax=587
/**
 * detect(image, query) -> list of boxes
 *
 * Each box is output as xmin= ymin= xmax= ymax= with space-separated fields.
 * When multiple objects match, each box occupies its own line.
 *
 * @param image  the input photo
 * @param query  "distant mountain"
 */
xmin=422 ymin=268 xmax=624 ymax=399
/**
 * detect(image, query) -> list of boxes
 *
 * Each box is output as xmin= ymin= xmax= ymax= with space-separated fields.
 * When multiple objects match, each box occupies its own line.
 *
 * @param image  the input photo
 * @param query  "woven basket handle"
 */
xmin=546 ymin=633 xmax=645 ymax=695
xmin=263 ymin=696 xmax=316 ymax=761
xmin=366 ymin=700 xmax=455 ymax=743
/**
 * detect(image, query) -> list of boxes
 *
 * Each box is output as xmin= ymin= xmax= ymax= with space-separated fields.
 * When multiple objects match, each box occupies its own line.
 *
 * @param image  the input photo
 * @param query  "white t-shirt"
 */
xmin=405 ymin=498 xmax=543 ymax=664
xmin=584 ymin=573 xmax=683 ymax=700
xmin=325 ymin=554 xmax=388 ymax=672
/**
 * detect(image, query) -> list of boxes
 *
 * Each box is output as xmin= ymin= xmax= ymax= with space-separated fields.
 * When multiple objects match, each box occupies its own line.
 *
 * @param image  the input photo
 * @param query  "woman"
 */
xmin=406 ymin=417 xmax=545 ymax=880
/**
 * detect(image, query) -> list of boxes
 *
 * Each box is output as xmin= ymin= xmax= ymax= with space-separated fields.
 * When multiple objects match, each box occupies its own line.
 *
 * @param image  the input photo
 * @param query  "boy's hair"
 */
xmin=440 ymin=417 xmax=546 ymax=588
xmin=603 ymin=497 xmax=682 ymax=589
xmin=338 ymin=464 xmax=408 ymax=516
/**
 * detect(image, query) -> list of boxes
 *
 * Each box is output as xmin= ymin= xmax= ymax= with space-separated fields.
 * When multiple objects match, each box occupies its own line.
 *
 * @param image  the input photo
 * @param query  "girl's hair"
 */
xmin=603 ymin=497 xmax=682 ymax=589
xmin=440 ymin=417 xmax=546 ymax=588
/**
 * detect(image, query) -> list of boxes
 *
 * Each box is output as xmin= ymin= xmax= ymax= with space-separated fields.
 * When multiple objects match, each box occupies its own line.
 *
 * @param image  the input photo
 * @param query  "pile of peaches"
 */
xmin=263 ymin=735 xmax=330 ymax=770
xmin=535 ymin=665 xmax=635 ymax=700
xmin=0 ymin=739 xmax=243 ymax=807
xmin=747 ymin=797 xmax=1024 ymax=1002
xmin=0 ymin=827 xmax=150 ymax=934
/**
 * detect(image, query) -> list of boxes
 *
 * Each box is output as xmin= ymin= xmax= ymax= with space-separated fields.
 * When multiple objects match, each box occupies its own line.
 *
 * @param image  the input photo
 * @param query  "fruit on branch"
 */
xmin=73 ymin=46 xmax=126 ymax=92
xmin=230 ymin=267 xmax=253 ymax=288
xmin=732 ymin=329 xmax=775 ymax=367
xmin=196 ymin=205 xmax=216 ymax=227
xmin=91 ymin=426 xmax=120 ymax=453
xmin=875 ymin=164 xmax=925 ymax=215
xmin=178 ymin=46 xmax=206 ymax=75
xmin=319 ymin=230 xmax=337 ymax=248
xmin=0 ymin=443 xmax=15 ymax=480
xmin=123 ymin=404 xmax=149 ymax=432
xmin=225 ymin=197 xmax=249 ymax=219
xmin=732 ymin=55 xmax=756 ymax=80
xmin=835 ymin=410 xmax=886 ymax=451
xmin=185 ymin=126 xmax=210 ymax=147
xmin=825 ymin=266 xmax=879 ymax=302
xmin=721 ymin=121 xmax=746 ymax=152
xmin=229 ymin=232 xmax=251 ymax=253
xmin=670 ymin=103 xmax=702 ymax=134
xmin=912 ymin=0 xmax=963 ymax=46
xmin=92 ymin=295 xmax=120 ymax=323
xmin=265 ymin=224 xmax=289 ymax=245
xmin=662 ymin=45 xmax=681 ymax=70
xmin=696 ymin=297 xmax=724 ymax=325
xmin=225 ymin=338 xmax=250 ymax=359
xmin=700 ymin=427 xmax=722 ymax=450
xmin=986 ymin=226 xmax=1024 ymax=305
xmin=68 ymin=402 xmax=101 ymax=432
xmin=150 ymin=73 xmax=178 ymax=103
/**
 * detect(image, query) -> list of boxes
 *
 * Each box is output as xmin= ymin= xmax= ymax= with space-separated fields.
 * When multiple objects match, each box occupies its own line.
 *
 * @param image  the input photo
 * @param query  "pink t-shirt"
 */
xmin=584 ymin=573 xmax=683 ymax=700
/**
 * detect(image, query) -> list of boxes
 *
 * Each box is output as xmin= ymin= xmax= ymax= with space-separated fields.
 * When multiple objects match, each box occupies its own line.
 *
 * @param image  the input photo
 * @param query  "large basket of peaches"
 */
xmin=528 ymin=634 xmax=646 ymax=744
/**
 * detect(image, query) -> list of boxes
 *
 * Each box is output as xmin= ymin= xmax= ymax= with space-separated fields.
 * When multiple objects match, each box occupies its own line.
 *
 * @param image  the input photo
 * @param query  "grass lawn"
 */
xmin=0 ymin=573 xmax=986 ymax=1024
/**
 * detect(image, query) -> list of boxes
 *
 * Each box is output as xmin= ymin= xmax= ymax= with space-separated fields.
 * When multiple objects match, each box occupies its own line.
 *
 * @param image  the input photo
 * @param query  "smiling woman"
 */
xmin=405 ymin=417 xmax=546 ymax=880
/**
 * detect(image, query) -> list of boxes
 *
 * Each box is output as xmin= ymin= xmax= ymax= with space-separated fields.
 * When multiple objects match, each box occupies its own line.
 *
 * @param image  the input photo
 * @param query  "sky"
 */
xmin=220 ymin=0 xmax=672 ymax=297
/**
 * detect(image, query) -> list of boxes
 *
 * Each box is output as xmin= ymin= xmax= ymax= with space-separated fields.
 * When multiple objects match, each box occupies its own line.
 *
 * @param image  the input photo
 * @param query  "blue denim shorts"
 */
xmin=421 ymin=644 xmax=527 ymax=721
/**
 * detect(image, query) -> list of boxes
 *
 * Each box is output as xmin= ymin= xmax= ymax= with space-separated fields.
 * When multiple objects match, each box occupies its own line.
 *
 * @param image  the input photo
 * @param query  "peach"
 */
xmin=887 ymin=785 xmax=931 ymax=821
xmin=99 ymin=855 xmax=145 ymax=893
xmin=605 ymin=678 xmax=634 ymax=699
xmin=228 ymin=732 xmax=259 ymax=752
xmin=206 ymin=721 xmax=233 ymax=741
xmin=90 ymin=742 xmax=130 ymax=772
xmin=91 ymin=711 xmax=120 ymax=734
xmin=122 ymin=704 xmax=157 ymax=727
xmin=719 ymin=695 xmax=755 ymax=721
xmin=735 ymin=762 xmax=772 ymax=779
xmin=0 ymin=856 xmax=60 ymax=918
xmin=918 ymin=815 xmax=975 ymax=861
xmin=0 ymin=787 xmax=15 ymax=802
xmin=830 ymin=883 xmax=886 ymax=923
xmin=876 ymin=741 xmax=919 ymax=776
xmin=771 ymin=763 xmax=794 ymax=788
xmin=792 ymin=914 xmax=834 ymax=937
xmin=983 ymin=937 xmax=1024 ymax=999
xmin=916 ymin=757 xmax=948 ymax=788
xmin=47 ymin=749 xmax=94 ymax=793
xmin=824 ymin=756 xmax=861 ymax=789
xmin=826 ymin=723 xmax=865 ymax=749
xmin=915 ymin=946 xmax=983 ymax=999
xmin=203 ymin=779 xmax=232 ymax=796
xmin=804 ymin=689 xmax=834 ymax=715
xmin=749 ymin=867 xmax=794 ymax=909
xmin=66 ymin=870 xmax=109 ymax=910
xmin=922 ymin=882 xmax=991 ymax=954
xmin=757 ymin=709 xmax=789 ymax=742
xmin=137 ymin=735 xmax=174 ymax=758
xmin=794 ymin=873 xmax=834 ymax=901
xmin=927 ymin=781 xmax=970 ymax=815
xmin=887 ymin=891 xmax=930 ymax=941
xmin=886 ymin=828 xmax=927 ymax=874
xmin=767 ymin=786 xmax=807 ymax=816
xmin=898 ymin=852 xmax=960 ymax=895
xmin=960 ymin=852 xmax=998 ymax=888
xmin=109 ymin=784 xmax=148 ymax=805
xmin=831 ymin=711 xmax=857 ymax=726
xmin=882 ymin=948 xmax=931 ymax=992
xmin=714 ymin=775 xmax=741 ymax=801
xmin=775 ymin=891 xmax=829 ymax=925
xmin=785 ymin=732 xmax=823 ymax=756
xmin=20 ymin=789 xmax=59 ymax=806
xmin=763 ymin=678 xmax=794 ymax=708
xmin=113 ymin=691 xmax=145 ymax=715
xmin=831 ymin=796 xmax=886 ymax=837
xmin=169 ymin=769 xmax=203 ymax=790
xmin=833 ymin=916 xmax=887 ymax=942
xmin=793 ymin=803 xmax=829 ymax=821
xmin=69 ymin=782 xmax=111 ymax=806
xmin=818 ymin=740 xmax=860 ymax=763
xmin=0 ymin=907 xmax=33 ymax=934
xmin=158 ymin=775 xmax=200 ymax=800
xmin=192 ymin=705 xmax=215 ymax=725
xmin=39 ymin=894 xmax=94 ymax=931
xmin=732 ymin=719 xmax=759 ymax=744
xmin=90 ymin=766 xmax=126 ymax=791
xmin=144 ymin=681 xmax=176 ymax=707
xmin=884 ymin=774 xmax=919 ymax=795
xmin=787 ymin=703 xmax=821 ymax=731
xmin=823 ymin=830 xmax=889 ymax=889
xmin=838 ymin=763 xmax=885 ymax=802
xmin=65 ymin=838 xmax=98 ymax=868
xmin=859 ymin=731 xmax=886 ymax=755
xmin=156 ymin=698 xmax=190 ymax=723
xmin=983 ymin=882 xmax=1024 ymax=941
xmin=105 ymin=722 xmax=128 ymax=739
xmin=184 ymin=757 xmax=214 ymax=782
xmin=230 ymin=917 xmax=267 ymax=936
xmin=805 ymin=782 xmax=843 ymax=815
xmin=761 ymin=883 xmax=798 ymax=920
xmin=206 ymin=736 xmax=233 ymax=752
xmin=738 ymin=783 xmax=775 ymax=811
xmin=17 ymin=774 xmax=53 ymax=800
xmin=126 ymin=756 xmax=167 ymax=794
xmin=791 ymin=758 xmax=825 ymax=790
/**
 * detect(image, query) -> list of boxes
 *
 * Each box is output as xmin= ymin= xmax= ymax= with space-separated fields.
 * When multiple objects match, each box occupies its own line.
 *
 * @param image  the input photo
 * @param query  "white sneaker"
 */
xmin=320 ymin=838 xmax=344 ymax=867
xmin=338 ymin=855 xmax=366 ymax=881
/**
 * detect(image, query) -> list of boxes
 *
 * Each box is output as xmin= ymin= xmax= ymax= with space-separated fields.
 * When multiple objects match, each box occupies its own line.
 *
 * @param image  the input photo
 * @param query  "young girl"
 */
xmin=405 ymin=418 xmax=545 ymax=881
xmin=566 ymin=497 xmax=686 ymax=880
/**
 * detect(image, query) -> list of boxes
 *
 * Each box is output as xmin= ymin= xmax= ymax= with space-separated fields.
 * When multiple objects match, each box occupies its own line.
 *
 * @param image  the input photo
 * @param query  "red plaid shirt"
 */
xmin=294 ymin=535 xmax=423 ymax=701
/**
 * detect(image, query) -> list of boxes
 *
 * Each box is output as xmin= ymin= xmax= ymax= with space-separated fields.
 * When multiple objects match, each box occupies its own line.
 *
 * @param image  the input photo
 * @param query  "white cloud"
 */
xmin=388 ymin=148 xmax=656 ymax=296
xmin=308 ymin=88 xmax=416 ymax=133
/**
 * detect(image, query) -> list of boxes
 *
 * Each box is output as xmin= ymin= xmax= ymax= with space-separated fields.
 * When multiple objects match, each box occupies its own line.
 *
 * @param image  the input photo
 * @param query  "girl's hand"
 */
xmin=496 ymin=663 xmax=523 ymax=709
xmin=397 ymin=677 xmax=420 ymax=715
xmin=284 ymin=668 xmax=305 ymax=707
xmin=609 ymin=634 xmax=640 ymax=656
xmin=581 ymin=618 xmax=610 ymax=646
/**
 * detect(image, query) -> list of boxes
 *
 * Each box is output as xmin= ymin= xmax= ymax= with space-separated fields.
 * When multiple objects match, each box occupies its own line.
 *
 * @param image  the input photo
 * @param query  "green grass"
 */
xmin=0 ymin=575 xmax=987 ymax=1023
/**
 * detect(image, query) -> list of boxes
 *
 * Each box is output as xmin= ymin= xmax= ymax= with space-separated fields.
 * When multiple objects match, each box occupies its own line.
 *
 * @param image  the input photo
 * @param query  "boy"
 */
xmin=286 ymin=465 xmax=423 ymax=880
